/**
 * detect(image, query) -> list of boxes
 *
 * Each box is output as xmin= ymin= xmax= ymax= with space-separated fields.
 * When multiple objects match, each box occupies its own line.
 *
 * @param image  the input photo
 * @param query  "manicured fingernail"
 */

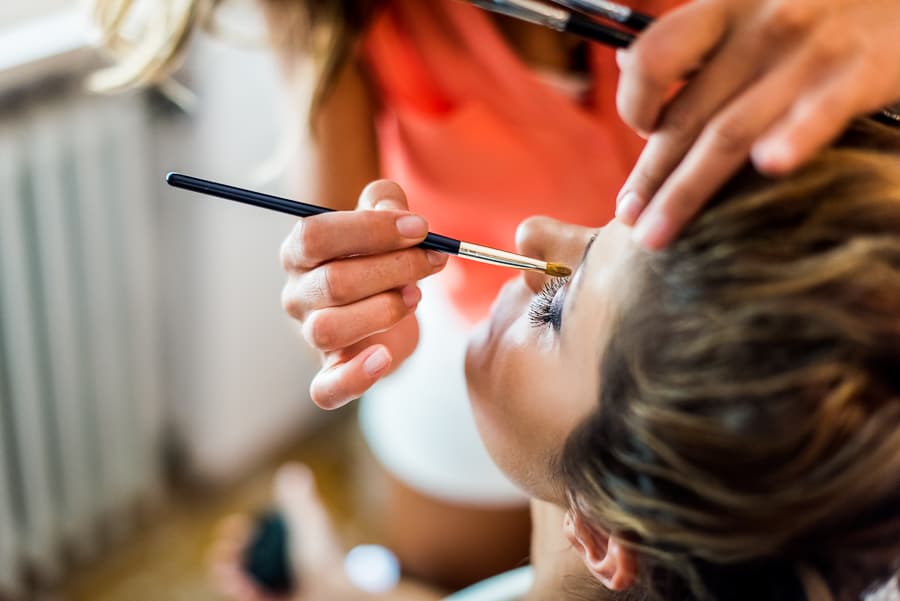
xmin=364 ymin=348 xmax=391 ymax=377
xmin=754 ymin=139 xmax=794 ymax=173
xmin=401 ymin=284 xmax=421 ymax=308
xmin=396 ymin=215 xmax=428 ymax=238
xmin=426 ymin=250 xmax=448 ymax=267
xmin=632 ymin=212 xmax=672 ymax=250
xmin=616 ymin=192 xmax=643 ymax=225
xmin=375 ymin=198 xmax=403 ymax=211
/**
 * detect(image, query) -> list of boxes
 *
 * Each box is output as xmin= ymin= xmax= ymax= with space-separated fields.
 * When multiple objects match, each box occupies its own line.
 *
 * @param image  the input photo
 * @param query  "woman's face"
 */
xmin=466 ymin=217 xmax=637 ymax=503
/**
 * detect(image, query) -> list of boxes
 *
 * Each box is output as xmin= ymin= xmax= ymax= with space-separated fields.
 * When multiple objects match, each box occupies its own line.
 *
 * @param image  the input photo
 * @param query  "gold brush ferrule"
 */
xmin=458 ymin=241 xmax=550 ymax=273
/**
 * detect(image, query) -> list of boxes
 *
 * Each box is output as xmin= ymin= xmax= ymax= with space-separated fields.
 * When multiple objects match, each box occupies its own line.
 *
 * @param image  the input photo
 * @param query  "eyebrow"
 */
xmin=567 ymin=232 xmax=598 ymax=316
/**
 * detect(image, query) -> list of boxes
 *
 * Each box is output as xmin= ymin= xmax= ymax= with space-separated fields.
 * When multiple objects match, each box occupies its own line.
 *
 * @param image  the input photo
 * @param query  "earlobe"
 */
xmin=563 ymin=510 xmax=636 ymax=591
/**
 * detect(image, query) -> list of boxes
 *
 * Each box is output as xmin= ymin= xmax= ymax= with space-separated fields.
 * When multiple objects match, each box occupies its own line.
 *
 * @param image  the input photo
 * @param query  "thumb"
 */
xmin=358 ymin=179 xmax=410 ymax=211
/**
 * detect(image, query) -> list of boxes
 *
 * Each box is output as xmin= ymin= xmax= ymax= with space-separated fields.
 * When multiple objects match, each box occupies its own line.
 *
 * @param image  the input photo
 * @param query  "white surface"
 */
xmin=343 ymin=545 xmax=401 ymax=594
xmin=0 ymin=9 xmax=95 ymax=92
xmin=157 ymin=31 xmax=323 ymax=483
xmin=0 ymin=0 xmax=72 ymax=27
xmin=359 ymin=276 xmax=527 ymax=507
xmin=443 ymin=566 xmax=533 ymax=601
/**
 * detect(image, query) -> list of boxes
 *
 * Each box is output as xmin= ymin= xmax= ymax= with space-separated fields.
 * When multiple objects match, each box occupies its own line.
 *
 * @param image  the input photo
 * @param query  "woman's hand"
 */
xmin=280 ymin=180 xmax=448 ymax=409
xmin=615 ymin=0 xmax=900 ymax=249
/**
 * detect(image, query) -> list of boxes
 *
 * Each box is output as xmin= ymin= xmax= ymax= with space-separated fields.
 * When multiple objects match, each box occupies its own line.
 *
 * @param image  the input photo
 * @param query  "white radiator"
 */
xmin=0 ymin=91 xmax=164 ymax=598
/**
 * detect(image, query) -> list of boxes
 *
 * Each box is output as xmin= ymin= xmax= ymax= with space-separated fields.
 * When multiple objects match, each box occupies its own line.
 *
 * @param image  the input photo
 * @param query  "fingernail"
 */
xmin=616 ymin=191 xmax=643 ymax=226
xmin=364 ymin=348 xmax=391 ymax=377
xmin=401 ymin=284 xmax=421 ymax=308
xmin=396 ymin=215 xmax=428 ymax=238
xmin=753 ymin=139 xmax=793 ymax=173
xmin=375 ymin=199 xmax=402 ymax=211
xmin=616 ymin=49 xmax=628 ymax=69
xmin=426 ymin=250 xmax=448 ymax=267
xmin=632 ymin=212 xmax=672 ymax=250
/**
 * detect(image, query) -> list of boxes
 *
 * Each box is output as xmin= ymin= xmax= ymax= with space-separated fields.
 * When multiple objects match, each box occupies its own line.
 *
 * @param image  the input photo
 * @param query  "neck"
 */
xmin=523 ymin=500 xmax=588 ymax=601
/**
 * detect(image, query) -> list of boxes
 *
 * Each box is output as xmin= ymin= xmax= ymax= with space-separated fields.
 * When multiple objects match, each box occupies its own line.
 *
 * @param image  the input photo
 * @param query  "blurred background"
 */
xmin=0 ymin=2 xmax=364 ymax=599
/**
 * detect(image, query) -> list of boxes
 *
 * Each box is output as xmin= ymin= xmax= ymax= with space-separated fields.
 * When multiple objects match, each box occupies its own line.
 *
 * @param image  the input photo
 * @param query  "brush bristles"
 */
xmin=544 ymin=263 xmax=572 ymax=278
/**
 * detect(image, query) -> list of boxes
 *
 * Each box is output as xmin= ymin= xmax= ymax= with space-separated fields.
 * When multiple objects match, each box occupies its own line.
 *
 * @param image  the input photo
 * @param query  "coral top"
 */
xmin=361 ymin=0 xmax=682 ymax=323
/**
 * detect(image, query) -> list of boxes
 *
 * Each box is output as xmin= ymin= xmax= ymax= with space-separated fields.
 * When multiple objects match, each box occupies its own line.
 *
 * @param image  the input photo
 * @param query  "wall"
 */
xmin=153 ymin=8 xmax=325 ymax=484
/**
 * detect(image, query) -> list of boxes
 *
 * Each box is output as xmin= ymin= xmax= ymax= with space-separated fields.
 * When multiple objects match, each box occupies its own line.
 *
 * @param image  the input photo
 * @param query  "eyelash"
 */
xmin=528 ymin=277 xmax=569 ymax=331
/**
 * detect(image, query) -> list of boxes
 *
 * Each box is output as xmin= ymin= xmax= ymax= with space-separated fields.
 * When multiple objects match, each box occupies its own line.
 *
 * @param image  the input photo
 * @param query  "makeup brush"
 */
xmin=166 ymin=173 xmax=573 ymax=278
xmin=550 ymin=0 xmax=653 ymax=31
xmin=466 ymin=0 xmax=638 ymax=48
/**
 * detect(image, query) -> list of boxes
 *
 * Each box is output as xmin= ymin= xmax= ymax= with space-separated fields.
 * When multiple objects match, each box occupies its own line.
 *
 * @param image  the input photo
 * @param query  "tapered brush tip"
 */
xmin=544 ymin=263 xmax=572 ymax=278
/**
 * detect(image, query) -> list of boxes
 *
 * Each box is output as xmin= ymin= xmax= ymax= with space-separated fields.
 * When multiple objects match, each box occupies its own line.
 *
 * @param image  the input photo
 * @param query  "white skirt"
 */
xmin=358 ymin=275 xmax=527 ymax=507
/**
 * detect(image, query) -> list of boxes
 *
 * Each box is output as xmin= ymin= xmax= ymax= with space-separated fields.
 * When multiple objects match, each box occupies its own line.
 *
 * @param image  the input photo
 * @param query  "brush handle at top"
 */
xmin=165 ymin=172 xmax=462 ymax=255
xmin=566 ymin=12 xmax=635 ymax=47
xmin=552 ymin=0 xmax=653 ymax=31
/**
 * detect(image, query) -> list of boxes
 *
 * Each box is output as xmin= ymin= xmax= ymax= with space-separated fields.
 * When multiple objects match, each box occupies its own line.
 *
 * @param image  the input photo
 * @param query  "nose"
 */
xmin=515 ymin=217 xmax=595 ymax=293
xmin=516 ymin=216 xmax=563 ymax=293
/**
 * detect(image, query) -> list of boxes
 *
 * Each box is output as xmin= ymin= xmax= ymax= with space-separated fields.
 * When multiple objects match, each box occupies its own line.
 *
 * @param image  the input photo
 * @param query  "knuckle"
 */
xmin=303 ymin=312 xmax=335 ymax=350
xmin=280 ymin=229 xmax=299 ymax=271
xmin=809 ymin=26 xmax=852 ymax=66
xmin=659 ymin=105 xmax=696 ymax=141
xmin=761 ymin=0 xmax=815 ymax=41
xmin=320 ymin=264 xmax=346 ymax=304
xmin=294 ymin=219 xmax=325 ymax=265
xmin=704 ymin=117 xmax=753 ymax=154
xmin=381 ymin=293 xmax=408 ymax=327
xmin=628 ymin=43 xmax=661 ymax=87
xmin=404 ymin=249 xmax=432 ymax=281
xmin=281 ymin=281 xmax=304 ymax=319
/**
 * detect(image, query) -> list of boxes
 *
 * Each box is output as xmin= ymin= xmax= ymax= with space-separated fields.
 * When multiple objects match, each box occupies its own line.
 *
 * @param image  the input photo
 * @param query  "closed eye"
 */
xmin=528 ymin=277 xmax=569 ymax=332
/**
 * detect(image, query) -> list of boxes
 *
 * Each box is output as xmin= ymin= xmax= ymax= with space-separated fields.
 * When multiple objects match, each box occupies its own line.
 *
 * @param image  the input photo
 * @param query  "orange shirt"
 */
xmin=361 ymin=0 xmax=684 ymax=323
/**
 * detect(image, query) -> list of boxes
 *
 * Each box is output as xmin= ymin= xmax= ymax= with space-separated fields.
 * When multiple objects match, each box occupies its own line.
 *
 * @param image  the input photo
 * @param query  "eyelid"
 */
xmin=528 ymin=276 xmax=569 ymax=331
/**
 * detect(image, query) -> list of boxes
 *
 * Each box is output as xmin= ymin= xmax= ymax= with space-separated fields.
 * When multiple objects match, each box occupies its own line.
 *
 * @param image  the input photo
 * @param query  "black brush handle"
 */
xmin=566 ymin=13 xmax=635 ymax=48
xmin=621 ymin=10 xmax=653 ymax=31
xmin=242 ymin=511 xmax=295 ymax=596
xmin=166 ymin=172 xmax=462 ymax=255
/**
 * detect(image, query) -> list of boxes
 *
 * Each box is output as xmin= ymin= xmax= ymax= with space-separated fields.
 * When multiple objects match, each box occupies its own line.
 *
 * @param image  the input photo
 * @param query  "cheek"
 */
xmin=466 ymin=316 xmax=575 ymax=501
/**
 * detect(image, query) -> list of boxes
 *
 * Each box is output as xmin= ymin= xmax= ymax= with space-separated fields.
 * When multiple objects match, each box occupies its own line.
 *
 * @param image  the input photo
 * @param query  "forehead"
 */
xmin=563 ymin=220 xmax=638 ymax=357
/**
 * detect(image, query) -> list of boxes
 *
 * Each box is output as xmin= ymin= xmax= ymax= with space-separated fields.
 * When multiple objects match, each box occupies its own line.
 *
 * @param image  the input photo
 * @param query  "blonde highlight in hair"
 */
xmin=563 ymin=120 xmax=900 ymax=601
xmin=88 ymin=0 xmax=380 ymax=123
xmin=88 ymin=0 xmax=217 ymax=92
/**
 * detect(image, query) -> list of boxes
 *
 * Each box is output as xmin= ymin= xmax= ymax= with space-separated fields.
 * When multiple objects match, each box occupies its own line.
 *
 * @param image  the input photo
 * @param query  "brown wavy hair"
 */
xmin=89 ymin=0 xmax=380 ymax=121
xmin=561 ymin=119 xmax=900 ymax=601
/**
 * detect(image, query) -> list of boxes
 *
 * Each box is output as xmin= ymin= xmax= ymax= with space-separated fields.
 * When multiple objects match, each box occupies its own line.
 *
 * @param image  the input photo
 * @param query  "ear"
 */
xmin=564 ymin=510 xmax=636 ymax=591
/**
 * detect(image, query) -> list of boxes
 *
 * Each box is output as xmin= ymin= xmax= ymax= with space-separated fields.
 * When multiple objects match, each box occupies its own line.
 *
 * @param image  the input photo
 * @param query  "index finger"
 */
xmin=280 ymin=209 xmax=430 ymax=271
xmin=617 ymin=0 xmax=730 ymax=134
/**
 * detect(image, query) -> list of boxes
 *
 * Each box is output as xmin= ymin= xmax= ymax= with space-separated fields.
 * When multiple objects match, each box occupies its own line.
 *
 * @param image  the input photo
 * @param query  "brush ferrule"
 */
xmin=476 ymin=0 xmax=570 ymax=31
xmin=558 ymin=0 xmax=632 ymax=22
xmin=458 ymin=242 xmax=548 ymax=272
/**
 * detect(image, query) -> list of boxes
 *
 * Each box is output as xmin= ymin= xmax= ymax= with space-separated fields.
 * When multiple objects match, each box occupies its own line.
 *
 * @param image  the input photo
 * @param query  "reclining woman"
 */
xmin=218 ymin=119 xmax=900 ymax=601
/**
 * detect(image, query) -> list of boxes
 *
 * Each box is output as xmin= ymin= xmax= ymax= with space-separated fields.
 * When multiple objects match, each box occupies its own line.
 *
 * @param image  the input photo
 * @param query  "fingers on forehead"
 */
xmin=617 ymin=1 xmax=730 ymax=131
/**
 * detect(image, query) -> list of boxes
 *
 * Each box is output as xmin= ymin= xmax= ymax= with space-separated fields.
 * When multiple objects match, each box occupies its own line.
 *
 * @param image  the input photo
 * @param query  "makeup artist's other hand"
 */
xmin=280 ymin=180 xmax=448 ymax=409
xmin=615 ymin=0 xmax=900 ymax=249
